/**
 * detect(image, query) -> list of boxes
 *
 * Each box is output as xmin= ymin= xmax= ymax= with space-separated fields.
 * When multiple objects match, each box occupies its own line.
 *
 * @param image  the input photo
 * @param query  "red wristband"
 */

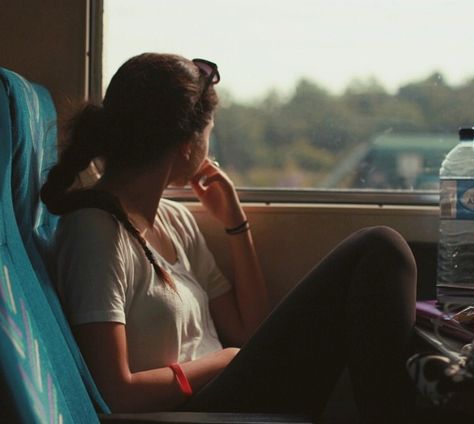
xmin=169 ymin=363 xmax=193 ymax=396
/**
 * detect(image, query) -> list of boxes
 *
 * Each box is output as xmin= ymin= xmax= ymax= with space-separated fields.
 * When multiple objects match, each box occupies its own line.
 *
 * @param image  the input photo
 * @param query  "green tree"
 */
xmin=212 ymin=71 xmax=474 ymax=188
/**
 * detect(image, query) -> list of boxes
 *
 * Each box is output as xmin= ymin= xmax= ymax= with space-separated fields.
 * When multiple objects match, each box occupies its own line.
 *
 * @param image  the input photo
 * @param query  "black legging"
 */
xmin=182 ymin=226 xmax=417 ymax=423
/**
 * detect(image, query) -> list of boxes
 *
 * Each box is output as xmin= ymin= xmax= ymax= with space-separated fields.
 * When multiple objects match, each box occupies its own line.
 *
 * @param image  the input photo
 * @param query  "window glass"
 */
xmin=103 ymin=0 xmax=474 ymax=191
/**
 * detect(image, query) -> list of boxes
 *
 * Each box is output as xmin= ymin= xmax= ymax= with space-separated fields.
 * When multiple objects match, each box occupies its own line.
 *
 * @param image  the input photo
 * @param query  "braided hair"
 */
xmin=41 ymin=53 xmax=218 ymax=289
xmin=51 ymin=189 xmax=175 ymax=288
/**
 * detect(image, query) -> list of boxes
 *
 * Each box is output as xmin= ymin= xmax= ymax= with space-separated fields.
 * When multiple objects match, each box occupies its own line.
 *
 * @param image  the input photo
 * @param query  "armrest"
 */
xmin=98 ymin=412 xmax=312 ymax=423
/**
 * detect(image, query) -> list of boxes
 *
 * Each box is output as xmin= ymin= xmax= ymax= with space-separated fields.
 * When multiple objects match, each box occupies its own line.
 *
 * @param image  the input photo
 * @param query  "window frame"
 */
xmin=166 ymin=187 xmax=438 ymax=206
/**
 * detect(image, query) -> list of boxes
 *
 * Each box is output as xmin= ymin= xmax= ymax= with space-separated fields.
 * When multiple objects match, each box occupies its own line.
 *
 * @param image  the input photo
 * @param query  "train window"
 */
xmin=102 ymin=0 xmax=474 ymax=200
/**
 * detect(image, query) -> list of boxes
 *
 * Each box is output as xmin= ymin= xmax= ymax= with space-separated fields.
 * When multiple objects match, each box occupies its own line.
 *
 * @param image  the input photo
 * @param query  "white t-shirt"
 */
xmin=53 ymin=199 xmax=231 ymax=372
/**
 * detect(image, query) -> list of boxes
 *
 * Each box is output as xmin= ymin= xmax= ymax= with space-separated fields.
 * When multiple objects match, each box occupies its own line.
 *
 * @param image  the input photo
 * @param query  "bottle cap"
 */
xmin=459 ymin=127 xmax=474 ymax=141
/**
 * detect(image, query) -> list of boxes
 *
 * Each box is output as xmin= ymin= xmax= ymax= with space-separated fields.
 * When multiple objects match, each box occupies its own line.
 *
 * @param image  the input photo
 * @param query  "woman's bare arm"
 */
xmin=192 ymin=159 xmax=269 ymax=346
xmin=209 ymin=228 xmax=268 ymax=346
xmin=73 ymin=322 xmax=239 ymax=412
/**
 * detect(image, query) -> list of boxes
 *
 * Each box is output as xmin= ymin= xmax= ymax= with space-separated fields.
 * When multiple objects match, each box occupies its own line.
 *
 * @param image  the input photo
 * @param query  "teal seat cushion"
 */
xmin=0 ymin=69 xmax=105 ymax=423
xmin=0 ymin=77 xmax=77 ymax=423
xmin=0 ymin=67 xmax=109 ymax=415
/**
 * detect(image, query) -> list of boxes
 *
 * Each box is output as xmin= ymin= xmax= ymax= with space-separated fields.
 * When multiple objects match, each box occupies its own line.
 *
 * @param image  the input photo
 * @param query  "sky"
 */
xmin=103 ymin=0 xmax=474 ymax=102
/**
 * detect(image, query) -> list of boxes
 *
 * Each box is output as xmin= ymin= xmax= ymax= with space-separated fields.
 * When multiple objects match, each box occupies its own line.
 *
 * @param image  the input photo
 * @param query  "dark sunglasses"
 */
xmin=192 ymin=58 xmax=220 ymax=93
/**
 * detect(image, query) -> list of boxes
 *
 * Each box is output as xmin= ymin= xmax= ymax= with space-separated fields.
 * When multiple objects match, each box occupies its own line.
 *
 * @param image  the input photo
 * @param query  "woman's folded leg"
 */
xmin=182 ymin=226 xmax=417 ymax=423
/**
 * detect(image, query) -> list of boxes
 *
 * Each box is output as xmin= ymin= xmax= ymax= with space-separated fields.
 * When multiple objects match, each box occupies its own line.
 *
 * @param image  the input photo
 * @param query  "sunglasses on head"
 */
xmin=192 ymin=58 xmax=220 ymax=93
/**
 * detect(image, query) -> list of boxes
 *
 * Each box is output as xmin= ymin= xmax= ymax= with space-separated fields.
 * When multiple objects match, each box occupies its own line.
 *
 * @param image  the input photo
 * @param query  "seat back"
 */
xmin=0 ymin=68 xmax=107 ymax=423
xmin=0 ymin=66 xmax=109 ymax=415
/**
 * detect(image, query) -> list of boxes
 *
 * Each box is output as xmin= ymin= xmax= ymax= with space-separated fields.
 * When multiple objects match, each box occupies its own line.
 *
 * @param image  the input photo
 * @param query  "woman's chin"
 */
xmin=168 ymin=176 xmax=190 ymax=188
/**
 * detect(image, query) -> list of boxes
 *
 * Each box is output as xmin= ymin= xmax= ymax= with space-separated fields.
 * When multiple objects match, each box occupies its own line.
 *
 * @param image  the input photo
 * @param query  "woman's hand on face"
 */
xmin=191 ymin=159 xmax=246 ymax=228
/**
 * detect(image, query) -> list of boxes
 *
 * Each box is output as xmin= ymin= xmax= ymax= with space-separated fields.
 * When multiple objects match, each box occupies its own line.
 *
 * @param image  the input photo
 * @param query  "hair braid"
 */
xmin=119 ymin=217 xmax=175 ymax=290
xmin=62 ymin=190 xmax=176 ymax=291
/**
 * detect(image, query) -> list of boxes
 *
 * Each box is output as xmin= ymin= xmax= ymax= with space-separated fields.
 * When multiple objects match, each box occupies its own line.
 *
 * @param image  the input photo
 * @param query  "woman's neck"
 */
xmin=93 ymin=163 xmax=173 ymax=228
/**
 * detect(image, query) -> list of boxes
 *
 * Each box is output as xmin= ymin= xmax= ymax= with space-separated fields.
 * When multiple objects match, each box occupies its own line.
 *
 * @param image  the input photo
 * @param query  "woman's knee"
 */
xmin=357 ymin=226 xmax=417 ymax=279
xmin=352 ymin=226 xmax=417 ymax=324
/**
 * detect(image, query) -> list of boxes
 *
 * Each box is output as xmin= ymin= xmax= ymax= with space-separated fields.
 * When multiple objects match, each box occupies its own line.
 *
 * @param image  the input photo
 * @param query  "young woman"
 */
xmin=41 ymin=53 xmax=417 ymax=423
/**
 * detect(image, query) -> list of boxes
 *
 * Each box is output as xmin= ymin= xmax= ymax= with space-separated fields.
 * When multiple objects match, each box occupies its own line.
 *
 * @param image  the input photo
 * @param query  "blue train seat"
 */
xmin=0 ymin=67 xmax=108 ymax=423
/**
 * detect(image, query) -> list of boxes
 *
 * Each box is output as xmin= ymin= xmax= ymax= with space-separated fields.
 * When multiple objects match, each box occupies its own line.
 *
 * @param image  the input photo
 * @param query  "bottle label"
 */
xmin=440 ymin=179 xmax=474 ymax=219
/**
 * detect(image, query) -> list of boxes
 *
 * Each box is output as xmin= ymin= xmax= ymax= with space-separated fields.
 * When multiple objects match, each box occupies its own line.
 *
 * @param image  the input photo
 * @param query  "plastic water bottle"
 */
xmin=437 ymin=127 xmax=474 ymax=294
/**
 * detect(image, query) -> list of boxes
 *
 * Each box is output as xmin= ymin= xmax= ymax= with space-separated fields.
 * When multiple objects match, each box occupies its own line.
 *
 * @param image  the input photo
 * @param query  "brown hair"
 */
xmin=41 ymin=53 xmax=219 ymax=288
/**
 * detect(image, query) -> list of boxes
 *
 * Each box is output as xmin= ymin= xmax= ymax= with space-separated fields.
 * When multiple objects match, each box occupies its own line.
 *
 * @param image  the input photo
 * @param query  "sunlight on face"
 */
xmin=169 ymin=119 xmax=214 ymax=187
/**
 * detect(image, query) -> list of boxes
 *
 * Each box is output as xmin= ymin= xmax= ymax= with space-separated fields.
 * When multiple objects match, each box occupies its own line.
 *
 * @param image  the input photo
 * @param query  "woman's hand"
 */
xmin=191 ymin=158 xmax=246 ymax=228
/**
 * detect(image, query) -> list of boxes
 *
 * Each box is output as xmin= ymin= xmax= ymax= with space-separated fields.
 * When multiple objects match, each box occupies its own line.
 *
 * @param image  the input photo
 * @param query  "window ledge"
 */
xmin=165 ymin=187 xmax=439 ymax=206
